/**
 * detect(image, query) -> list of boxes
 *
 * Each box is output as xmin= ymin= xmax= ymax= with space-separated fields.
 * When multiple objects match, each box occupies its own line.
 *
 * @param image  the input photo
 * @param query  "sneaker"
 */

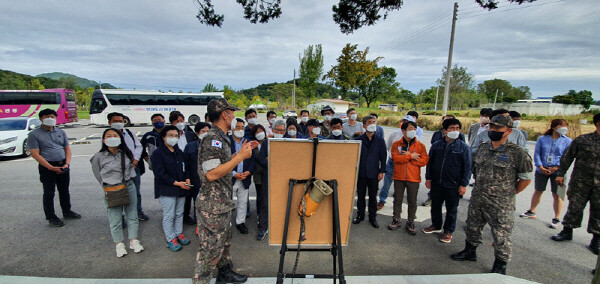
xmin=422 ymin=226 xmax=443 ymax=234
xmin=177 ymin=234 xmax=190 ymax=245
xmin=549 ymin=218 xmax=560 ymax=229
xmin=63 ymin=211 xmax=81 ymax=219
xmin=387 ymin=218 xmax=402 ymax=230
xmin=236 ymin=223 xmax=249 ymax=234
xmin=440 ymin=233 xmax=453 ymax=243
xmin=377 ymin=201 xmax=385 ymax=211
xmin=166 ymin=238 xmax=182 ymax=252
xmin=116 ymin=242 xmax=128 ymax=257
xmin=129 ymin=239 xmax=144 ymax=253
xmin=48 ymin=218 xmax=64 ymax=227
xmin=422 ymin=198 xmax=432 ymax=207
xmin=257 ymin=229 xmax=268 ymax=241
xmin=137 ymin=211 xmax=149 ymax=221
xmin=406 ymin=221 xmax=417 ymax=235
xmin=519 ymin=210 xmax=536 ymax=219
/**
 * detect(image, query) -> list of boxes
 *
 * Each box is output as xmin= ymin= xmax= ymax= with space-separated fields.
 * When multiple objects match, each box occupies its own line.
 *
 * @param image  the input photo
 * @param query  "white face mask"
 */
xmin=269 ymin=118 xmax=276 ymax=125
xmin=332 ymin=129 xmax=343 ymax=136
xmin=324 ymin=115 xmax=332 ymax=121
xmin=104 ymin=137 xmax=121 ymax=147
xmin=42 ymin=117 xmax=56 ymax=127
xmin=512 ymin=120 xmax=521 ymax=128
xmin=247 ymin=118 xmax=257 ymax=125
xmin=233 ymin=130 xmax=244 ymax=138
xmin=288 ymin=130 xmax=297 ymax=137
xmin=447 ymin=131 xmax=460 ymax=140
xmin=556 ymin=127 xmax=568 ymax=136
xmin=301 ymin=117 xmax=309 ymax=123
xmin=274 ymin=133 xmax=284 ymax=138
xmin=110 ymin=122 xmax=124 ymax=130
xmin=350 ymin=114 xmax=357 ymax=120
xmin=255 ymin=132 xmax=266 ymax=141
xmin=312 ymin=127 xmax=321 ymax=135
xmin=175 ymin=122 xmax=186 ymax=131
xmin=166 ymin=137 xmax=179 ymax=147
xmin=198 ymin=133 xmax=208 ymax=139
xmin=366 ymin=124 xmax=377 ymax=133
xmin=480 ymin=116 xmax=489 ymax=124
xmin=405 ymin=130 xmax=417 ymax=139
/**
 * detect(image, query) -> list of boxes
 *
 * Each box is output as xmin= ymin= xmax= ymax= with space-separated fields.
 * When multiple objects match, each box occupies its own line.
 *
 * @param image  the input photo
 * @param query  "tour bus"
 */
xmin=89 ymin=89 xmax=224 ymax=126
xmin=0 ymin=88 xmax=78 ymax=124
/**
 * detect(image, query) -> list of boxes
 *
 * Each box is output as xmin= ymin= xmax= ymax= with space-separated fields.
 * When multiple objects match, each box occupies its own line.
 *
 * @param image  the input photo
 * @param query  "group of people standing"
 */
xmin=27 ymin=99 xmax=600 ymax=282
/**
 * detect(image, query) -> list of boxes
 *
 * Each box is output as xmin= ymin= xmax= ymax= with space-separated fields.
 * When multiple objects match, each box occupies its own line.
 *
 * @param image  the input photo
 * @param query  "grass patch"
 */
xmin=77 ymin=110 xmax=89 ymax=120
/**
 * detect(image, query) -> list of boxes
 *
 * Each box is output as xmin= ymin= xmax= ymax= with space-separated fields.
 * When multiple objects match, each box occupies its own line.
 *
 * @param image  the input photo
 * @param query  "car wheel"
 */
xmin=188 ymin=115 xmax=200 ymax=126
xmin=22 ymin=139 xmax=31 ymax=157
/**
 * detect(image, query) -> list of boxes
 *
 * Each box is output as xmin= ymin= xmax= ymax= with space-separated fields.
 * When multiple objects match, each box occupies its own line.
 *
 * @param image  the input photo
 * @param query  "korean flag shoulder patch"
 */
xmin=211 ymin=140 xmax=222 ymax=148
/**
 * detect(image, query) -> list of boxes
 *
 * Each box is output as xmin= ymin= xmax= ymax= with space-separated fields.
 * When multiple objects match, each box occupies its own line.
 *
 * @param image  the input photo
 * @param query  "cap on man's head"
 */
xmin=488 ymin=115 xmax=513 ymax=128
xmin=321 ymin=106 xmax=334 ymax=115
xmin=401 ymin=115 xmax=416 ymax=123
xmin=207 ymin=98 xmax=240 ymax=115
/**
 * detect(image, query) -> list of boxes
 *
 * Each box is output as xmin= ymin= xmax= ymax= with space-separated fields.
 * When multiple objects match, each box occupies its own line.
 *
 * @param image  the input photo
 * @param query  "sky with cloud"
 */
xmin=1 ymin=0 xmax=598 ymax=99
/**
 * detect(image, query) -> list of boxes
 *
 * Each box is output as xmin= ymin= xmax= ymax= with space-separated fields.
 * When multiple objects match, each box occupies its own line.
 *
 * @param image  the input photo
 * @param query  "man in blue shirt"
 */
xmin=328 ymin=118 xmax=350 ymax=140
xmin=354 ymin=115 xmax=387 ymax=228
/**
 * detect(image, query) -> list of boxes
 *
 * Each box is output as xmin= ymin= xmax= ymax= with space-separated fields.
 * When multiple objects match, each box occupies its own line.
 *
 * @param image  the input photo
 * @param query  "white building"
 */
xmin=483 ymin=99 xmax=585 ymax=116
xmin=307 ymin=99 xmax=355 ymax=114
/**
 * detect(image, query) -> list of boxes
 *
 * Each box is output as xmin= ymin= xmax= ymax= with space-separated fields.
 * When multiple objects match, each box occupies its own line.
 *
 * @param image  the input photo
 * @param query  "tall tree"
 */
xmin=437 ymin=64 xmax=474 ymax=95
xmin=202 ymin=83 xmax=219 ymax=92
xmin=358 ymin=66 xmax=398 ymax=108
xmin=323 ymin=43 xmax=381 ymax=100
xmin=554 ymin=90 xmax=594 ymax=109
xmin=194 ymin=0 xmax=537 ymax=33
xmin=298 ymin=44 xmax=324 ymax=102
xmin=477 ymin=78 xmax=531 ymax=102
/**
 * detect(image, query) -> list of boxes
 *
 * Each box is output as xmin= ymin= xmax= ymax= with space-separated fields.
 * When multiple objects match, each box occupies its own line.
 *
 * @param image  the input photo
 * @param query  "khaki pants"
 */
xmin=393 ymin=180 xmax=419 ymax=221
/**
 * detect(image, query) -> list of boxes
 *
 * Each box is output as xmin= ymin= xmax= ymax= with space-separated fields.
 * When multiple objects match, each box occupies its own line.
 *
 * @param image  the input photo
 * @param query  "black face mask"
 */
xmin=488 ymin=130 xmax=505 ymax=141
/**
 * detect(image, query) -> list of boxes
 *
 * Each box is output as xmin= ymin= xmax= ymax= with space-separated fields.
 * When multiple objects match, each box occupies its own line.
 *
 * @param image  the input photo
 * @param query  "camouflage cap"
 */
xmin=207 ymin=98 xmax=240 ymax=115
xmin=488 ymin=115 xmax=513 ymax=128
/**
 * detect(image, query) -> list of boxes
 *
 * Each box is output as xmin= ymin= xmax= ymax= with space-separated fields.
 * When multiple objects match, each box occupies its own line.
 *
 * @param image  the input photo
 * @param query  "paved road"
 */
xmin=0 ymin=118 xmax=596 ymax=283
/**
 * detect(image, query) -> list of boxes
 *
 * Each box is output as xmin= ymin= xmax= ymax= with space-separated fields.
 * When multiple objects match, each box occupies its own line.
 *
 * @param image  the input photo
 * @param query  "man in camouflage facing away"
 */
xmin=552 ymin=113 xmax=600 ymax=256
xmin=451 ymin=115 xmax=533 ymax=275
xmin=194 ymin=98 xmax=257 ymax=284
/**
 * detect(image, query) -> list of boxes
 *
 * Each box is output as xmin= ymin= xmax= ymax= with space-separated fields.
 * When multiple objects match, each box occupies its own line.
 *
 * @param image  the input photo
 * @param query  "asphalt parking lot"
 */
xmin=0 ymin=119 xmax=596 ymax=283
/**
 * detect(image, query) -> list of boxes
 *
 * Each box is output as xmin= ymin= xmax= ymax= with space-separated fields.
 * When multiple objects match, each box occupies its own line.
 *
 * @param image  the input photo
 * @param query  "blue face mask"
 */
xmin=153 ymin=121 xmax=165 ymax=129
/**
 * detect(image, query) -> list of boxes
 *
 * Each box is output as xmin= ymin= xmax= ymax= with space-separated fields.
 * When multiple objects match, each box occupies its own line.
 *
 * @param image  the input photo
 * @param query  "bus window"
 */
xmin=155 ymin=95 xmax=178 ymax=105
xmin=65 ymin=92 xmax=75 ymax=102
xmin=0 ymin=92 xmax=59 ymax=105
xmin=129 ymin=95 xmax=154 ymax=105
xmin=90 ymin=97 xmax=107 ymax=114
xmin=106 ymin=94 xmax=129 ymax=105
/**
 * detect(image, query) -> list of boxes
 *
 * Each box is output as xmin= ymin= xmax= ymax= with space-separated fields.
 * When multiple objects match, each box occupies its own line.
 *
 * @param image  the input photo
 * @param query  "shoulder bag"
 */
xmin=103 ymin=151 xmax=131 ymax=208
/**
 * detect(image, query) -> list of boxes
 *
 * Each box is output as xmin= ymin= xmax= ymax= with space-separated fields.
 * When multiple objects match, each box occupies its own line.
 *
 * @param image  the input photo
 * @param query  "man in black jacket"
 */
xmin=230 ymin=118 xmax=255 ymax=234
xmin=423 ymin=118 xmax=472 ymax=243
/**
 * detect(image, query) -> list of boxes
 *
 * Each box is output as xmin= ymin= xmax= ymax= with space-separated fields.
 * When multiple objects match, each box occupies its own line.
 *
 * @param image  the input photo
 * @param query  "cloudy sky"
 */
xmin=1 ymin=0 xmax=599 ymax=99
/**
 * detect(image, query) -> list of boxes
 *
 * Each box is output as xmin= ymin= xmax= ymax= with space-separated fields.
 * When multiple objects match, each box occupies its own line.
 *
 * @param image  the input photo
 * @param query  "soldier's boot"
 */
xmin=491 ymin=258 xmax=507 ymax=275
xmin=551 ymin=227 xmax=573 ymax=242
xmin=450 ymin=241 xmax=477 ymax=261
xmin=588 ymin=234 xmax=600 ymax=255
xmin=216 ymin=264 xmax=248 ymax=284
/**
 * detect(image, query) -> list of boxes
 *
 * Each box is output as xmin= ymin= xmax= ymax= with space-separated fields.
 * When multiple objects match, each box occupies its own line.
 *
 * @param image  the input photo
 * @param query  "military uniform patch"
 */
xmin=212 ymin=140 xmax=222 ymax=148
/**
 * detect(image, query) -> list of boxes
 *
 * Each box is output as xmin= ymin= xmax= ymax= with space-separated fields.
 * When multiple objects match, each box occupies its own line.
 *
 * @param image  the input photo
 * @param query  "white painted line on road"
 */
xmin=72 ymin=154 xmax=94 ymax=158
xmin=72 ymin=134 xmax=97 ymax=144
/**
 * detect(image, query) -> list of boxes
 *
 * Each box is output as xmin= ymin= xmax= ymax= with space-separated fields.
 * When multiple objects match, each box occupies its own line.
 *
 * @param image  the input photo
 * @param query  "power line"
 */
xmin=459 ymin=0 xmax=564 ymax=19
xmin=374 ymin=11 xmax=452 ymax=53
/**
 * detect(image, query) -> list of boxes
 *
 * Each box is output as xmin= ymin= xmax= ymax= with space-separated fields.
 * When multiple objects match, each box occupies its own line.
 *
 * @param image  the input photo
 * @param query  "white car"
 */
xmin=0 ymin=117 xmax=42 ymax=157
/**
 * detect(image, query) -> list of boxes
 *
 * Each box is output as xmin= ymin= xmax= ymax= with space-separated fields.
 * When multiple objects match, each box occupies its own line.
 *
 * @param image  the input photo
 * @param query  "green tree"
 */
xmin=57 ymin=77 xmax=78 ymax=90
xmin=358 ymin=66 xmax=398 ymax=108
xmin=554 ymin=90 xmax=594 ymax=109
xmin=194 ymin=0 xmax=536 ymax=34
xmin=437 ymin=64 xmax=474 ymax=95
xmin=477 ymin=78 xmax=531 ymax=102
xmin=27 ymin=79 xmax=45 ymax=90
xmin=202 ymin=83 xmax=219 ymax=92
xmin=298 ymin=44 xmax=324 ymax=101
xmin=415 ymin=87 xmax=438 ymax=105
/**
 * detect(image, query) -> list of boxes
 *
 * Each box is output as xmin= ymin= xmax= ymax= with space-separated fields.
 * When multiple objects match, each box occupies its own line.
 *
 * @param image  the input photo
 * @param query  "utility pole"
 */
xmin=292 ymin=69 xmax=296 ymax=110
xmin=434 ymin=85 xmax=440 ymax=112
xmin=493 ymin=89 xmax=499 ymax=109
xmin=442 ymin=2 xmax=458 ymax=116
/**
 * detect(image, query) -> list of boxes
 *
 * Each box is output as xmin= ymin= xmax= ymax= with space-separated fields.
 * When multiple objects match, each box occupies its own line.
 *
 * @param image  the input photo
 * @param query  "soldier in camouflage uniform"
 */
xmin=551 ymin=113 xmax=600 ymax=256
xmin=451 ymin=115 xmax=533 ymax=275
xmin=193 ymin=98 xmax=257 ymax=284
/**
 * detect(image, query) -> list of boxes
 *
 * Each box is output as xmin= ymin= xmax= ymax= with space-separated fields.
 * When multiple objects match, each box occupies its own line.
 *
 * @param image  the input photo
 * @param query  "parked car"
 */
xmin=283 ymin=110 xmax=297 ymax=120
xmin=333 ymin=113 xmax=348 ymax=124
xmin=0 ymin=117 xmax=41 ymax=157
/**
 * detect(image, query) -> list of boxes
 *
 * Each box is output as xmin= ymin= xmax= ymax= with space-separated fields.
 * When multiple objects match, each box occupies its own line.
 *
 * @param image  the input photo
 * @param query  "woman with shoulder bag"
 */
xmin=90 ymin=128 xmax=143 ymax=258
xmin=150 ymin=125 xmax=191 ymax=252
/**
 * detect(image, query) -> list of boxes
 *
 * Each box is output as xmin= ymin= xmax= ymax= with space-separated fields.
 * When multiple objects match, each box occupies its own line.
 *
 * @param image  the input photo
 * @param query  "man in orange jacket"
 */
xmin=388 ymin=120 xmax=429 ymax=235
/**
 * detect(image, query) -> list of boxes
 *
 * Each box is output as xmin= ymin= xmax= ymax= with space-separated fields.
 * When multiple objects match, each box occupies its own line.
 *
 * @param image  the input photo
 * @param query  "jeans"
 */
xmin=158 ymin=196 xmax=185 ymax=242
xmin=378 ymin=158 xmax=394 ymax=203
xmin=133 ymin=167 xmax=142 ymax=212
xmin=393 ymin=180 xmax=419 ymax=221
xmin=357 ymin=177 xmax=379 ymax=219
xmin=105 ymin=180 xmax=138 ymax=243
xmin=233 ymin=180 xmax=249 ymax=225
xmin=430 ymin=186 xmax=460 ymax=233
xmin=39 ymin=162 xmax=71 ymax=220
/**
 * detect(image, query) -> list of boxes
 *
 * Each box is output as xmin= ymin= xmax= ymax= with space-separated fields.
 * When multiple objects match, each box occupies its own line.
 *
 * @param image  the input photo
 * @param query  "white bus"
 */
xmin=89 ymin=89 xmax=224 ymax=126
